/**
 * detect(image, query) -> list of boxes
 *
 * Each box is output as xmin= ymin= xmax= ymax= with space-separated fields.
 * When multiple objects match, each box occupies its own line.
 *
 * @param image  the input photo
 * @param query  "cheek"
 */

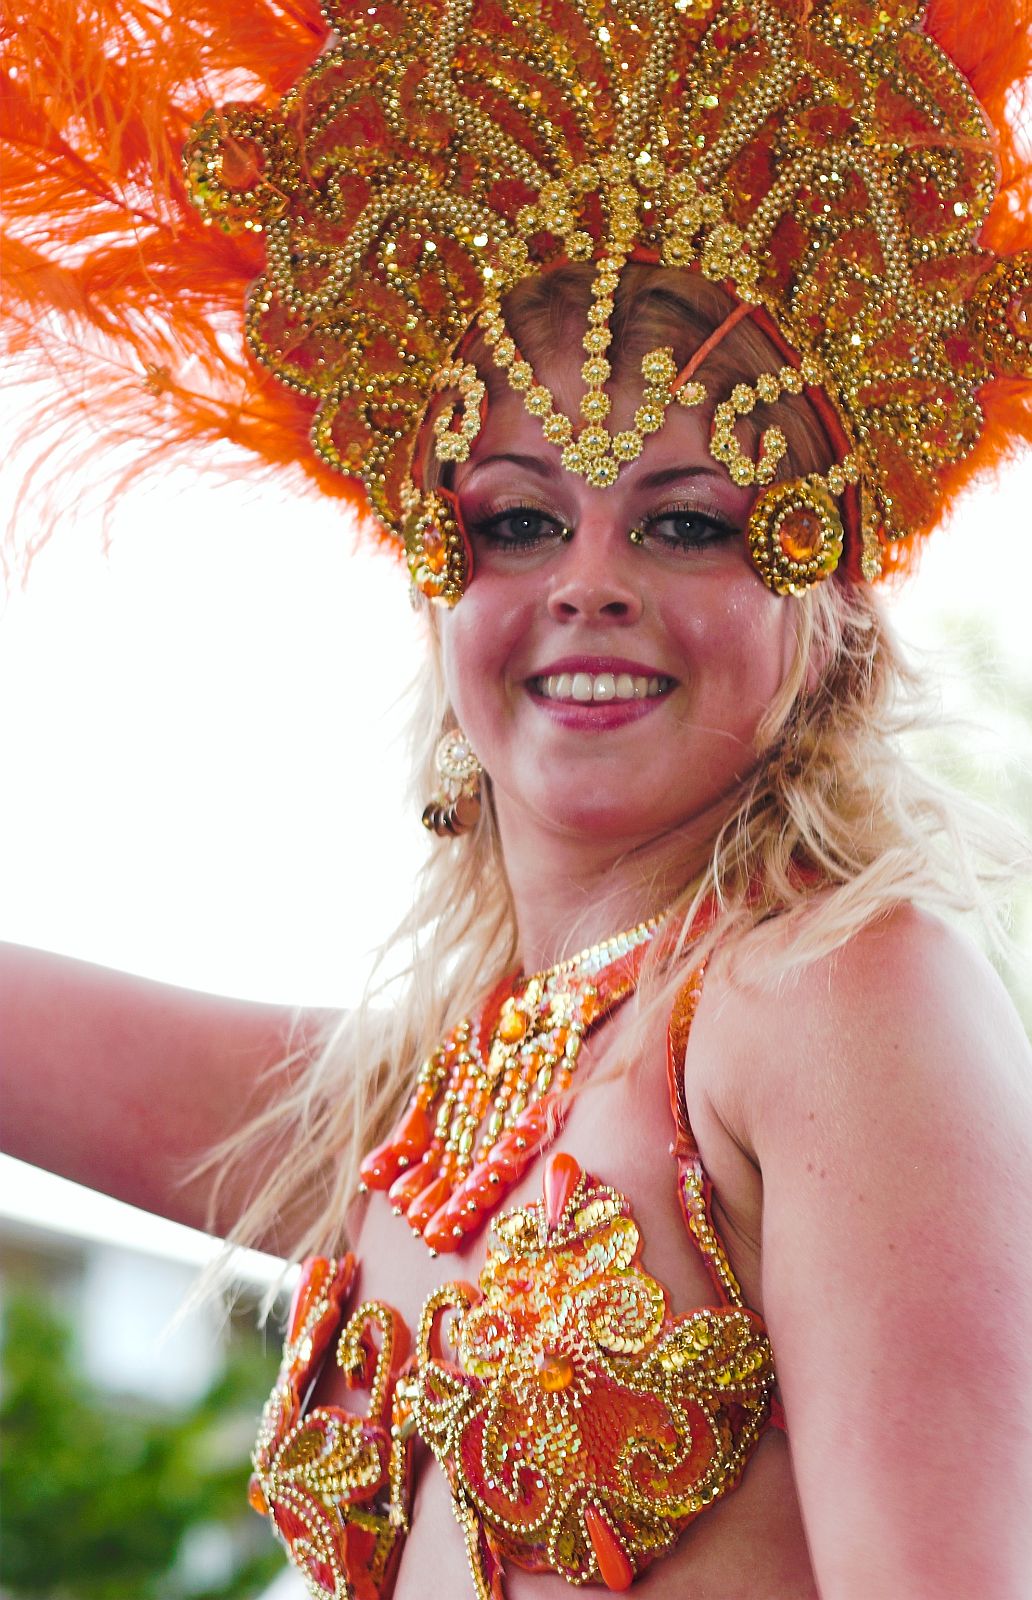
xmin=437 ymin=581 xmax=528 ymax=732
xmin=666 ymin=573 xmax=795 ymax=715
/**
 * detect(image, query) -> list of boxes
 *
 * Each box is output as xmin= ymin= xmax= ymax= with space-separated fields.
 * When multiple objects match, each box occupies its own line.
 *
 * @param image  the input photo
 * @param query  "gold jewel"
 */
xmin=403 ymin=490 xmax=469 ymax=605
xmin=747 ymin=478 xmax=845 ymax=595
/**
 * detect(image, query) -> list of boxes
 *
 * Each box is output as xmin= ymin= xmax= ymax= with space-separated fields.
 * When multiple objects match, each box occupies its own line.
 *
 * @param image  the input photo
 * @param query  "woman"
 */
xmin=3 ymin=0 xmax=1032 ymax=1595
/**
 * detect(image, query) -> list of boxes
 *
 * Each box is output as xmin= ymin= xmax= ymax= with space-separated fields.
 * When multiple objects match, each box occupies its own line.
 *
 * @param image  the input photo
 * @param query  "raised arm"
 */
xmin=727 ymin=909 xmax=1032 ymax=1598
xmin=0 ymin=941 xmax=331 ymax=1246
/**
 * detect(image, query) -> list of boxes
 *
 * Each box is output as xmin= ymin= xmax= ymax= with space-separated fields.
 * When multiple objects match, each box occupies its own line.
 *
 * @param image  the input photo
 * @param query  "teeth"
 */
xmin=535 ymin=672 xmax=671 ymax=703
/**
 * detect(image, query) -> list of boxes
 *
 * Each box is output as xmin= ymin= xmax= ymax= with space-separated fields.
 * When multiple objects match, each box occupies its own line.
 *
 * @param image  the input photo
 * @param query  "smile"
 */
xmin=530 ymin=672 xmax=675 ymax=703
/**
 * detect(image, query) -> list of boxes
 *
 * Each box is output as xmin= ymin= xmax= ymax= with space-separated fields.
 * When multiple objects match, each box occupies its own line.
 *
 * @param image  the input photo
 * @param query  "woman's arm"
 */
xmin=728 ymin=908 xmax=1032 ymax=1598
xmin=0 ymin=941 xmax=331 ymax=1243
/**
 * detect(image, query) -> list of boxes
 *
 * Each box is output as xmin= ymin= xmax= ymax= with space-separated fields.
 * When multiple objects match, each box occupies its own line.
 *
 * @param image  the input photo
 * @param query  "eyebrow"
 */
xmin=461 ymin=453 xmax=733 ymax=489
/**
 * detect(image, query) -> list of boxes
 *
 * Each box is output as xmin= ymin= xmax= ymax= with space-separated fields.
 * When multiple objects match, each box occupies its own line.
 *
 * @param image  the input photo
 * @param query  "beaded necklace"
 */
xmin=359 ymin=913 xmax=664 ymax=1253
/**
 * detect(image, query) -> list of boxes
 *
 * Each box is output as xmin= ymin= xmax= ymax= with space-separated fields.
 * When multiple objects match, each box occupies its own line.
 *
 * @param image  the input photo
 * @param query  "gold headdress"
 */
xmin=4 ymin=0 xmax=1030 ymax=595
xmin=180 ymin=0 xmax=1032 ymax=597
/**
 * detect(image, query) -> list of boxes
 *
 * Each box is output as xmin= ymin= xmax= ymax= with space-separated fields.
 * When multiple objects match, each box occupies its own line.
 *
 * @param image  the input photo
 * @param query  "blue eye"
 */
xmin=472 ymin=508 xmax=569 ymax=549
xmin=639 ymin=509 xmax=738 ymax=548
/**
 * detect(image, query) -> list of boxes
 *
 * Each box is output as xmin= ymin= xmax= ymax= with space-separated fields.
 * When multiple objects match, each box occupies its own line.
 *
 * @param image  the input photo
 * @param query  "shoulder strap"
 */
xmin=666 ymin=964 xmax=747 ymax=1310
xmin=666 ymin=962 xmax=788 ymax=1434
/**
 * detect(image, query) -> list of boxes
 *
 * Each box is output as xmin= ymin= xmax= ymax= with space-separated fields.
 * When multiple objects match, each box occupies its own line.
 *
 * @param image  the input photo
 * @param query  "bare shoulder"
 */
xmin=693 ymin=903 xmax=1032 ymax=1167
xmin=688 ymin=907 xmax=1032 ymax=1594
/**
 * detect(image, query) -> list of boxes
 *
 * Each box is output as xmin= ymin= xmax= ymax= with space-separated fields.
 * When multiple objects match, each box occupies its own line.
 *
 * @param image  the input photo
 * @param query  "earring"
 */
xmin=422 ymin=729 xmax=483 ymax=837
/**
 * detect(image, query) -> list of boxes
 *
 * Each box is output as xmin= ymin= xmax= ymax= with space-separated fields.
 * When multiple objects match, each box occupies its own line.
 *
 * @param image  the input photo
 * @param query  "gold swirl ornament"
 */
xmin=411 ymin=1151 xmax=776 ymax=1591
xmin=249 ymin=1258 xmax=411 ymax=1600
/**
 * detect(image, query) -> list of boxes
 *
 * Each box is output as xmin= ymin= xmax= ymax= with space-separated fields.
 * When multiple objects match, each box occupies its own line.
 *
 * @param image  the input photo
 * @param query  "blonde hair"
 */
xmin=198 ymin=268 xmax=1028 ymax=1268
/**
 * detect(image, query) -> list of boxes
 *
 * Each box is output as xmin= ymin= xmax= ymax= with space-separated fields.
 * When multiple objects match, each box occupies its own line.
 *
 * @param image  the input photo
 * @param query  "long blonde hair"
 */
xmin=199 ymin=268 xmax=1028 ymax=1265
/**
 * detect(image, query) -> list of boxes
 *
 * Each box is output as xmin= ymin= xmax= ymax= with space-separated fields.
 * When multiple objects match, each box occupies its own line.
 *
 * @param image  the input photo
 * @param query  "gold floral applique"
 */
xmin=412 ymin=1152 xmax=775 ymax=1593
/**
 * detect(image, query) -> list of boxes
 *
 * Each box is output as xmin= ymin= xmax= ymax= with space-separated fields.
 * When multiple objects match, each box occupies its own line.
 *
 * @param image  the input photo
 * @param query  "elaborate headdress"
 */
xmin=4 ymin=0 xmax=1031 ymax=595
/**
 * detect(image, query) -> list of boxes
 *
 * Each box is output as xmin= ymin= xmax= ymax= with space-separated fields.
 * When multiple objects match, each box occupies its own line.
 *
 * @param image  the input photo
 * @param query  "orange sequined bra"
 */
xmin=248 ymin=954 xmax=783 ymax=1598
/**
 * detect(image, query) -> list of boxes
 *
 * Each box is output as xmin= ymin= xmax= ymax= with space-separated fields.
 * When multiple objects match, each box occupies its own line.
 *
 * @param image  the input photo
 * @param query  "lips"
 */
xmin=523 ymin=656 xmax=677 ymax=728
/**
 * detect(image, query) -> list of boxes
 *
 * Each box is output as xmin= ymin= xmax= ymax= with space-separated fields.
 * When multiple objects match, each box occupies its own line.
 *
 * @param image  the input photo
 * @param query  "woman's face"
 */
xmin=438 ymin=358 xmax=802 ymax=852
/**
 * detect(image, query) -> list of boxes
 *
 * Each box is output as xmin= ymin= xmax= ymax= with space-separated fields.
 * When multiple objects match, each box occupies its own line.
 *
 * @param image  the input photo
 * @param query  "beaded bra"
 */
xmin=249 ymin=962 xmax=781 ymax=1597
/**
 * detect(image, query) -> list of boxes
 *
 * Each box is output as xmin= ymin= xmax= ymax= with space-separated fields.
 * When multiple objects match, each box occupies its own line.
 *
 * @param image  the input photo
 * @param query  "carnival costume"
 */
xmin=3 ymin=0 xmax=1031 ymax=1593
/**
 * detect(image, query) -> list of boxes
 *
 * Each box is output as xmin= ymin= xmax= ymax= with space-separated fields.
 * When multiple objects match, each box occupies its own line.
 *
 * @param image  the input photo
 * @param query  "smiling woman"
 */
xmin=3 ymin=0 xmax=1032 ymax=1597
xmin=438 ymin=268 xmax=807 ymax=875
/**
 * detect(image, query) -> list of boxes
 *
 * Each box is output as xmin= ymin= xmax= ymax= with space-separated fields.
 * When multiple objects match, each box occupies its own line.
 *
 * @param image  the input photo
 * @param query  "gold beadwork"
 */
xmin=969 ymin=253 xmax=1032 ymax=378
xmin=184 ymin=0 xmax=1019 ymax=593
xmin=359 ymin=913 xmax=665 ymax=1251
xmin=411 ymin=1157 xmax=775 ymax=1590
xmin=747 ymin=477 xmax=845 ymax=595
xmin=403 ymin=491 xmax=468 ymax=605
xmin=249 ymin=1261 xmax=412 ymax=1600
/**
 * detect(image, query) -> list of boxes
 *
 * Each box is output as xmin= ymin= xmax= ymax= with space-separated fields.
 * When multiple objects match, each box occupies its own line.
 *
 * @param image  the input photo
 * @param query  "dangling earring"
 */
xmin=422 ymin=729 xmax=483 ymax=837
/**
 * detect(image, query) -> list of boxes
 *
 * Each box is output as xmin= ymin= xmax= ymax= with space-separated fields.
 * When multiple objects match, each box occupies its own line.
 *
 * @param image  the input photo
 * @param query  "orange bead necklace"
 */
xmin=359 ymin=913 xmax=665 ymax=1253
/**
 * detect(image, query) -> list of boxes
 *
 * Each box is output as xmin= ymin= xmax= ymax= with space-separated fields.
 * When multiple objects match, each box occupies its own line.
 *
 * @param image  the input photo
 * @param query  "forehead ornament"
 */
xmin=184 ymin=0 xmax=1032 ymax=601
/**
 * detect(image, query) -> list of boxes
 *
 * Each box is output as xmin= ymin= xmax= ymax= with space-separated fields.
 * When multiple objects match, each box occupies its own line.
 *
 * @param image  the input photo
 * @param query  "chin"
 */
xmin=526 ymin=784 xmax=705 ymax=844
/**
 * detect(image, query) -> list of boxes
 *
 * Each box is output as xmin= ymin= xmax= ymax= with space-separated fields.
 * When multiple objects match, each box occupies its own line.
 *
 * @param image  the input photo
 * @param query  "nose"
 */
xmin=546 ymin=521 xmax=644 ymax=624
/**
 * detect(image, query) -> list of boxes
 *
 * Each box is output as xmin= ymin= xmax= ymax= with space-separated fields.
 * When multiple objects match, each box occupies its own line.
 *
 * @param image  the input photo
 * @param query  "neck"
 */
xmin=492 ymin=795 xmax=721 ymax=972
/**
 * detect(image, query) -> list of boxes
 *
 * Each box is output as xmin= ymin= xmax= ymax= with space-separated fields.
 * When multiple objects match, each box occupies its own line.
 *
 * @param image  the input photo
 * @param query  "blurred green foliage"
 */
xmin=0 ymin=1291 xmax=285 ymax=1600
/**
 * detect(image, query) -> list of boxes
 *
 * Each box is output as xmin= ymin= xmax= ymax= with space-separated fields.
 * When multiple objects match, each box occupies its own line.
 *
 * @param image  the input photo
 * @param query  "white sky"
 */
xmin=1 ymin=451 xmax=1029 ymax=1260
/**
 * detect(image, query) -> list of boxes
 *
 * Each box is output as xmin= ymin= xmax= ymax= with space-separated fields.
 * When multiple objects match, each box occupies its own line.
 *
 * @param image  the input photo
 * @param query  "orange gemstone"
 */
xmin=498 ymin=1005 xmax=528 ymax=1043
xmin=423 ymin=535 xmax=446 ymax=574
xmin=220 ymin=138 xmax=261 ymax=191
xmin=778 ymin=507 xmax=824 ymax=562
xmin=536 ymin=1350 xmax=574 ymax=1391
xmin=584 ymin=1505 xmax=634 ymax=1591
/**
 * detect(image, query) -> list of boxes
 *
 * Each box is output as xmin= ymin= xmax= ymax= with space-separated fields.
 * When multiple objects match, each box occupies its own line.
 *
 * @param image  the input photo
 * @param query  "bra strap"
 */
xmin=666 ymin=965 xmax=788 ymax=1433
xmin=666 ymin=964 xmax=747 ymax=1310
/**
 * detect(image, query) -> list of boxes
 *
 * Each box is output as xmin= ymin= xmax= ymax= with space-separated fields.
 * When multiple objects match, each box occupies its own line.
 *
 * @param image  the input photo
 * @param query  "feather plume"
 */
xmin=1 ymin=0 xmax=378 ymax=580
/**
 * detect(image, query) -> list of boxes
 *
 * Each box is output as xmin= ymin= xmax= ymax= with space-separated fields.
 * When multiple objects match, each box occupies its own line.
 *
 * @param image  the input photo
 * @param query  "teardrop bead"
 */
xmin=485 ymin=1132 xmax=529 ymax=1184
xmin=464 ymin=1165 xmax=508 ymax=1207
xmin=544 ymin=1151 xmax=582 ymax=1229
xmin=406 ymin=1173 xmax=452 ymax=1233
xmin=388 ymin=1155 xmax=437 ymax=1211
xmin=583 ymin=1506 xmax=634 ymax=1591
xmin=393 ymin=1101 xmax=432 ymax=1162
xmin=422 ymin=1202 xmax=464 ymax=1252
xmin=359 ymin=1139 xmax=406 ymax=1191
